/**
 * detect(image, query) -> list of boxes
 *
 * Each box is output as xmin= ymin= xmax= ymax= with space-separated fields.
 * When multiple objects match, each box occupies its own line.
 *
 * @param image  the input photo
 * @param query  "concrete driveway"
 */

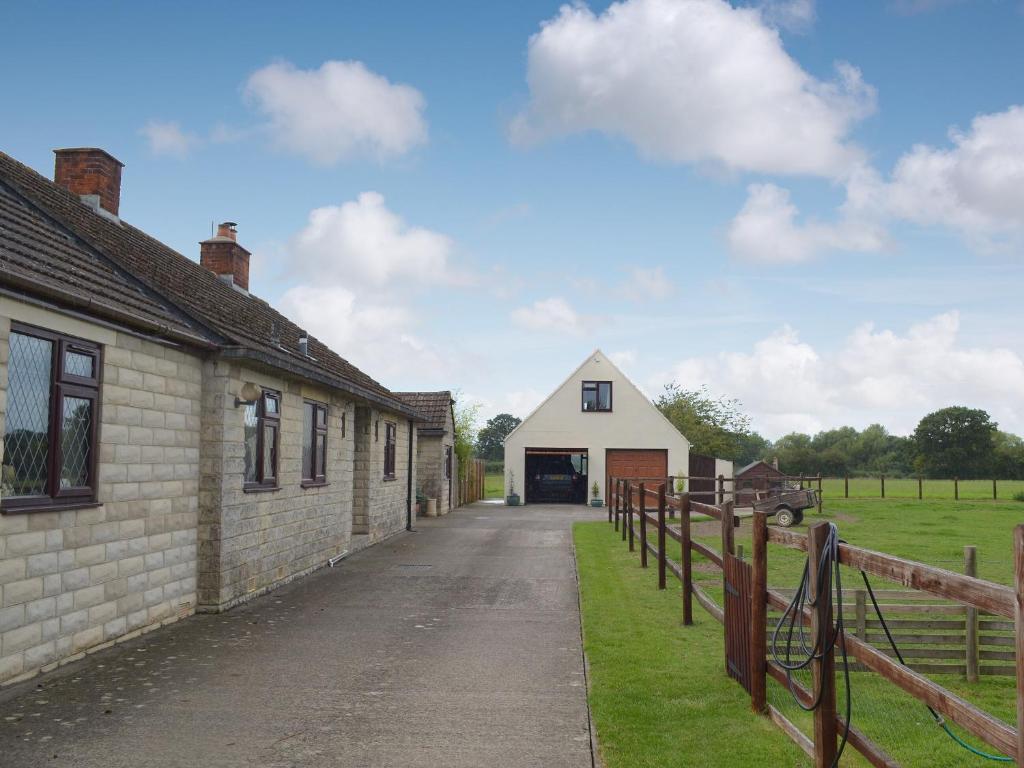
xmin=0 ymin=502 xmax=602 ymax=767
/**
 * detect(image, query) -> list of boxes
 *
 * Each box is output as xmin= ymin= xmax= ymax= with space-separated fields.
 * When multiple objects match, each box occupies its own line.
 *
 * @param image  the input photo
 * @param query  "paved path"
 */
xmin=0 ymin=503 xmax=602 ymax=767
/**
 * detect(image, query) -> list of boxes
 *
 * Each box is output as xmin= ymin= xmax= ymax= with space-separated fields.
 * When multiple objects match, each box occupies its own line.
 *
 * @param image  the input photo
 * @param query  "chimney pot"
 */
xmin=200 ymin=221 xmax=251 ymax=292
xmin=53 ymin=148 xmax=124 ymax=217
xmin=298 ymin=332 xmax=309 ymax=357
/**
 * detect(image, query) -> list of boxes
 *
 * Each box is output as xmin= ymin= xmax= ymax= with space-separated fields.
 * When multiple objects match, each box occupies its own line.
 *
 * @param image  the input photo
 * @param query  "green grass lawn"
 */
xmin=578 ymin=497 xmax=1020 ymax=767
xmin=484 ymin=471 xmax=503 ymax=499
xmin=575 ymin=521 xmax=811 ymax=768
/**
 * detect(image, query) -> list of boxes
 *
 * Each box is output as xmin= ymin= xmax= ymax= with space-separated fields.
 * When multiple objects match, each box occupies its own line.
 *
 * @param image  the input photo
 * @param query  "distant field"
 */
xmin=484 ymin=472 xmax=503 ymax=499
xmin=814 ymin=477 xmax=1024 ymax=501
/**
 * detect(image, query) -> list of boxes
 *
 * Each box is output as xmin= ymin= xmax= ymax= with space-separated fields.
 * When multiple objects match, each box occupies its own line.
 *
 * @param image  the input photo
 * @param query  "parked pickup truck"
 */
xmin=752 ymin=488 xmax=818 ymax=527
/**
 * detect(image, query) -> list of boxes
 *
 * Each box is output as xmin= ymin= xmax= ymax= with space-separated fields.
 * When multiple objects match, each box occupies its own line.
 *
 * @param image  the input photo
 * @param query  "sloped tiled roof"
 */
xmin=395 ymin=391 xmax=453 ymax=432
xmin=0 ymin=178 xmax=213 ymax=346
xmin=736 ymin=460 xmax=783 ymax=477
xmin=0 ymin=150 xmax=420 ymax=418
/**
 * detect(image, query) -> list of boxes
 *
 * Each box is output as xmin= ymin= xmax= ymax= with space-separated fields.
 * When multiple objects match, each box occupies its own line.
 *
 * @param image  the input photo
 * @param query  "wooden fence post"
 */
xmin=855 ymin=589 xmax=866 ymax=640
xmin=623 ymin=482 xmax=630 ymax=543
xmin=657 ymin=489 xmax=667 ymax=590
xmin=668 ymin=476 xmax=676 ymax=519
xmin=681 ymin=492 xmax=693 ymax=625
xmin=817 ymin=474 xmax=823 ymax=515
xmin=807 ymin=522 xmax=838 ymax=768
xmin=965 ymin=545 xmax=979 ymax=683
xmin=994 ymin=478 xmax=998 ymax=501
xmin=881 ymin=474 xmax=886 ymax=499
xmin=608 ymin=476 xmax=613 ymax=523
xmin=918 ymin=476 xmax=923 ymax=500
xmin=721 ymin=500 xmax=736 ymax=558
xmin=718 ymin=474 xmax=725 ymax=505
xmin=629 ymin=483 xmax=640 ymax=553
xmin=1014 ymin=524 xmax=1024 ymax=768
xmin=955 ymin=477 xmax=960 ymax=501
xmin=750 ymin=509 xmax=768 ymax=714
xmin=610 ymin=483 xmax=618 ymax=532
xmin=844 ymin=476 xmax=849 ymax=499
xmin=639 ymin=488 xmax=648 ymax=568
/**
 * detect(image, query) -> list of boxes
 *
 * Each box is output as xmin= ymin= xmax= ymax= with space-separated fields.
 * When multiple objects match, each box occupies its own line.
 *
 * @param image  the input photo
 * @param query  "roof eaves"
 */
xmin=217 ymin=346 xmax=424 ymax=419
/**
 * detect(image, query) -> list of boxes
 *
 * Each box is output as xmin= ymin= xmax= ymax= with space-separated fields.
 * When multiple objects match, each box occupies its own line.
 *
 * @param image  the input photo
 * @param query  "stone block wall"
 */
xmin=352 ymin=407 xmax=415 ymax=541
xmin=0 ymin=300 xmax=201 ymax=686
xmin=197 ymin=362 xmax=354 ymax=611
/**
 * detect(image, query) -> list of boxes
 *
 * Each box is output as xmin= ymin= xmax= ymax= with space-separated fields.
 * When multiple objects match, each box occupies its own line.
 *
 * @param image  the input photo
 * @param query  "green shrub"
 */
xmin=1013 ymin=491 xmax=1024 ymax=502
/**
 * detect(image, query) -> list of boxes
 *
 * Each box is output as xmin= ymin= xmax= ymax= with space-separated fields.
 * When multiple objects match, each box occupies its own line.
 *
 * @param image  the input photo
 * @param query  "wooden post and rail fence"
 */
xmin=608 ymin=476 xmax=1024 ymax=767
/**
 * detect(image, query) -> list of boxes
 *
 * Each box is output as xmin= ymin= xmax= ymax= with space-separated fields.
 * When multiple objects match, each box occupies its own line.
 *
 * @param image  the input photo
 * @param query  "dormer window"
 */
xmin=582 ymin=381 xmax=612 ymax=412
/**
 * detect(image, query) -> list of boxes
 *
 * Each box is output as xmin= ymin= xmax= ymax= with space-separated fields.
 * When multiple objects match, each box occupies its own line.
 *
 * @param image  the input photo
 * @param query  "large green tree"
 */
xmin=475 ymin=413 xmax=521 ymax=461
xmin=654 ymin=384 xmax=763 ymax=461
xmin=913 ymin=406 xmax=996 ymax=479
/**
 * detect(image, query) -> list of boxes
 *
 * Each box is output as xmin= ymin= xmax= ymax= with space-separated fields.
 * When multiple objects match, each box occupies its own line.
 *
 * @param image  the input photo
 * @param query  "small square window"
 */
xmin=582 ymin=381 xmax=612 ymax=412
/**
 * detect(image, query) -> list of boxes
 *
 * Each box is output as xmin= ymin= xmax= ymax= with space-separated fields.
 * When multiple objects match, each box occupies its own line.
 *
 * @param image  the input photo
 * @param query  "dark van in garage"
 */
xmin=525 ymin=450 xmax=588 ymax=504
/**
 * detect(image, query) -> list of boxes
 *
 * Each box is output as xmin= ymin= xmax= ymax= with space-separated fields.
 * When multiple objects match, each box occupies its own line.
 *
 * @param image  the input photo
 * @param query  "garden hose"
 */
xmin=770 ymin=522 xmax=852 ymax=768
xmin=860 ymin=573 xmax=1012 ymax=762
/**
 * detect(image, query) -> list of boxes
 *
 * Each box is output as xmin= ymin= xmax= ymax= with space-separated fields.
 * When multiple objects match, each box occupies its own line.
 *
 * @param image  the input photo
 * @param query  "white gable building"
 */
xmin=503 ymin=350 xmax=693 ymax=505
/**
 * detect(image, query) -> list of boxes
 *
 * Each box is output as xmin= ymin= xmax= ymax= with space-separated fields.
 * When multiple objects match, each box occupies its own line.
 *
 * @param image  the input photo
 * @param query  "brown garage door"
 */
xmin=606 ymin=449 xmax=668 ymax=494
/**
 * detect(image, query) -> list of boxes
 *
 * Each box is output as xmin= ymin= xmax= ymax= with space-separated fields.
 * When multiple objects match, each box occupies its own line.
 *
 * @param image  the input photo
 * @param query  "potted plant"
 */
xmin=506 ymin=471 xmax=521 ymax=506
xmin=674 ymin=473 xmax=686 ymax=494
xmin=590 ymin=481 xmax=603 ymax=507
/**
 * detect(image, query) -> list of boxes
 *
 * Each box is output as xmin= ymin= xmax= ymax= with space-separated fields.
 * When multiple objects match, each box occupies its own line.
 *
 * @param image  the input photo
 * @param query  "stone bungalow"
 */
xmin=397 ymin=391 xmax=457 ymax=514
xmin=0 ymin=147 xmax=424 ymax=685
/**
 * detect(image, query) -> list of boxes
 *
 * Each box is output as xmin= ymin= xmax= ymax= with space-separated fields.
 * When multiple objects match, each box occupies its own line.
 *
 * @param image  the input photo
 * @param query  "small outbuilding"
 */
xmin=397 ymin=391 xmax=456 ymax=514
xmin=734 ymin=459 xmax=785 ymax=506
xmin=503 ymin=350 xmax=694 ymax=505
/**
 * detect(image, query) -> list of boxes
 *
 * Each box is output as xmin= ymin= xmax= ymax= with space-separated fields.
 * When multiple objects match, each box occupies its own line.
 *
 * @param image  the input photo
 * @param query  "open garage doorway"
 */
xmin=525 ymin=449 xmax=588 ymax=504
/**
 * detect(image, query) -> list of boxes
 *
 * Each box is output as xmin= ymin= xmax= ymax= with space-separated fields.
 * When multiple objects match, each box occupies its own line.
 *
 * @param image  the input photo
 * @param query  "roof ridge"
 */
xmin=0 ymin=148 xmax=418 ymax=417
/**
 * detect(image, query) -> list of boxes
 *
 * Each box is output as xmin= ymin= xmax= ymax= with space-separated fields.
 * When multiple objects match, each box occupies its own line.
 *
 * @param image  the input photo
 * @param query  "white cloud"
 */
xmin=728 ymin=106 xmax=1024 ymax=262
xmin=624 ymin=267 xmax=674 ymax=300
xmin=289 ymin=191 xmax=458 ymax=287
xmin=511 ymin=297 xmax=591 ymax=334
xmin=885 ymin=106 xmax=1024 ymax=243
xmin=728 ymin=181 xmax=887 ymax=262
xmin=140 ymin=120 xmax=199 ymax=157
xmin=245 ymin=59 xmax=427 ymax=165
xmin=758 ymin=0 xmax=816 ymax=32
xmin=276 ymin=285 xmax=444 ymax=383
xmin=467 ymin=389 xmax=547 ymax=424
xmin=510 ymin=0 xmax=874 ymax=178
xmin=660 ymin=311 xmax=1024 ymax=437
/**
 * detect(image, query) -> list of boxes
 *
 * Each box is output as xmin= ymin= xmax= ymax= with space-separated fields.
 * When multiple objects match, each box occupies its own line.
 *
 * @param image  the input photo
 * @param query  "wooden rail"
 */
xmin=606 ymin=476 xmax=1024 ymax=767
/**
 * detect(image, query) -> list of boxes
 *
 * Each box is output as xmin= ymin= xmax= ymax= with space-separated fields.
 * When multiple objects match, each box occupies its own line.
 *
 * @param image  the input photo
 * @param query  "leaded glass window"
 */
xmin=2 ymin=324 xmax=100 ymax=511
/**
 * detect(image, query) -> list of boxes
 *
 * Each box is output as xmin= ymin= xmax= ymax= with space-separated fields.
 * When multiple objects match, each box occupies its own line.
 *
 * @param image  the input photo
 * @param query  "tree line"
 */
xmin=654 ymin=385 xmax=1024 ymax=480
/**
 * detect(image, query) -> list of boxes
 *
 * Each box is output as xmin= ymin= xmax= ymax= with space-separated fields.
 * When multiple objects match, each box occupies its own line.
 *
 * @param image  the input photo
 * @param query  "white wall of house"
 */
xmin=503 ymin=350 xmax=689 ymax=503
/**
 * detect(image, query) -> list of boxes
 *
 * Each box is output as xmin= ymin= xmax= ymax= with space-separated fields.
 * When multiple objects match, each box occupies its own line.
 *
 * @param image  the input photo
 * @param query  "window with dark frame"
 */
xmin=243 ymin=389 xmax=280 ymax=489
xmin=302 ymin=400 xmax=328 ymax=485
xmin=383 ymin=422 xmax=397 ymax=479
xmin=581 ymin=380 xmax=612 ymax=412
xmin=2 ymin=324 xmax=101 ymax=512
xmin=444 ymin=445 xmax=452 ymax=480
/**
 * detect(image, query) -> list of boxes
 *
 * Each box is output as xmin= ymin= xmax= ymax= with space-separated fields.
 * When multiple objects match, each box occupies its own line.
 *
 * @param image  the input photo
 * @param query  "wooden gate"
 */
xmin=689 ymin=453 xmax=717 ymax=504
xmin=723 ymin=552 xmax=753 ymax=692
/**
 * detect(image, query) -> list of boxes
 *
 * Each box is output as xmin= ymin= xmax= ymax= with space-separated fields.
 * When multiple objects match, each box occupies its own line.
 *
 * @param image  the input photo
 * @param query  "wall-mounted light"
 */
xmin=234 ymin=381 xmax=262 ymax=408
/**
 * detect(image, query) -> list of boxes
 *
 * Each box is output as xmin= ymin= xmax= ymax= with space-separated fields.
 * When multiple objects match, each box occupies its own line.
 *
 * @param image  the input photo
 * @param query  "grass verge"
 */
xmin=574 ymin=520 xmax=810 ymax=767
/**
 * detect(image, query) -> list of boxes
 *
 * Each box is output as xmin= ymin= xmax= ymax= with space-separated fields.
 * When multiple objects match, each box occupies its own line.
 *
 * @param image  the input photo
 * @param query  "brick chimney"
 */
xmin=200 ymin=222 xmax=251 ymax=292
xmin=54 ymin=148 xmax=124 ymax=217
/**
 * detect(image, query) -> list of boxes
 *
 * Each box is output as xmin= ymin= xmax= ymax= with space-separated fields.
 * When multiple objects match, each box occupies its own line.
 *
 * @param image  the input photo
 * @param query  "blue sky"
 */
xmin=2 ymin=0 xmax=1023 ymax=438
